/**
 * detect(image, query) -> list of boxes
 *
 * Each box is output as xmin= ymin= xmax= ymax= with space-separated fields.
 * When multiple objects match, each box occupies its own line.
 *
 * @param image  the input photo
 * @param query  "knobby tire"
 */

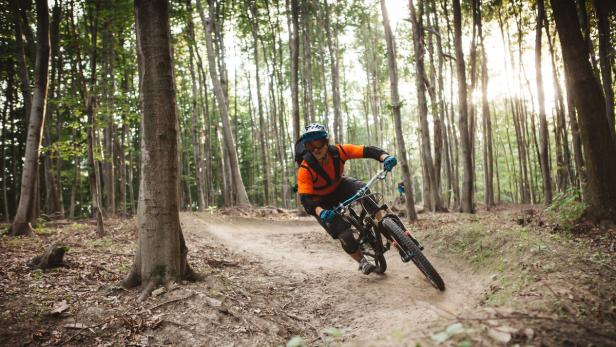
xmin=382 ymin=218 xmax=445 ymax=291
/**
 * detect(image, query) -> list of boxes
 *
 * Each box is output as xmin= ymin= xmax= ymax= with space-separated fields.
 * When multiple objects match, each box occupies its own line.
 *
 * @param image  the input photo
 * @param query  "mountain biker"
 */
xmin=296 ymin=123 xmax=397 ymax=275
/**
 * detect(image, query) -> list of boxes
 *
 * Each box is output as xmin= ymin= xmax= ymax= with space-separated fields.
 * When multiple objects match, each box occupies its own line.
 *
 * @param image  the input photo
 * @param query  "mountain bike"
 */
xmin=333 ymin=170 xmax=445 ymax=291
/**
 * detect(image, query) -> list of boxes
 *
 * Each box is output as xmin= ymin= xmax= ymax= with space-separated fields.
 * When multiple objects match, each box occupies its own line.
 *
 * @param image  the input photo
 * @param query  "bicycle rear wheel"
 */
xmin=359 ymin=233 xmax=387 ymax=274
xmin=382 ymin=218 xmax=445 ymax=291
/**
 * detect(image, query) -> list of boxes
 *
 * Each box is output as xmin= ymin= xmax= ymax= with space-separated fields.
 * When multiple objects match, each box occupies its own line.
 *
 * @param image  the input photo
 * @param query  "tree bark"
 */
xmin=288 ymin=0 xmax=300 ymax=142
xmin=593 ymin=0 xmax=615 ymax=140
xmin=12 ymin=0 xmax=32 ymax=127
xmin=186 ymin=0 xmax=206 ymax=211
xmin=9 ymin=0 xmax=50 ymax=236
xmin=409 ymin=0 xmax=442 ymax=212
xmin=324 ymin=0 xmax=342 ymax=145
xmin=197 ymin=0 xmax=250 ymax=206
xmin=380 ymin=0 xmax=417 ymax=221
xmin=248 ymin=1 xmax=271 ymax=206
xmin=552 ymin=0 xmax=616 ymax=221
xmin=535 ymin=0 xmax=553 ymax=204
xmin=85 ymin=0 xmax=105 ymax=237
xmin=453 ymin=0 xmax=473 ymax=213
xmin=301 ymin=1 xmax=315 ymax=124
xmin=123 ymin=0 xmax=197 ymax=299
xmin=478 ymin=0 xmax=494 ymax=208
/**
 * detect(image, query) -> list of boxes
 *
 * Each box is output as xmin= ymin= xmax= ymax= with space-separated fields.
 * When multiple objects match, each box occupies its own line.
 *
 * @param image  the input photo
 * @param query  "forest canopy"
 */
xmin=1 ymin=0 xmax=615 ymax=227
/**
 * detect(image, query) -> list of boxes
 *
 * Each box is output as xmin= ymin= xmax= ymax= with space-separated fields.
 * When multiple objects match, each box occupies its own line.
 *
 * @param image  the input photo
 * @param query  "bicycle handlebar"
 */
xmin=334 ymin=170 xmax=389 ymax=213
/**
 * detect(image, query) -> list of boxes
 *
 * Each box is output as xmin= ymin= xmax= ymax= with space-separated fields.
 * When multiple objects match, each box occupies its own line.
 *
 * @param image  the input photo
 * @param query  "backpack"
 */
xmin=293 ymin=139 xmax=343 ymax=192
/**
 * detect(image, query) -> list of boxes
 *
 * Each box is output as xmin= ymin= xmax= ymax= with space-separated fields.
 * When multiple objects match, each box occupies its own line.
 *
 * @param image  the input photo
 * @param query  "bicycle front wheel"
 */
xmin=382 ymin=218 xmax=445 ymax=291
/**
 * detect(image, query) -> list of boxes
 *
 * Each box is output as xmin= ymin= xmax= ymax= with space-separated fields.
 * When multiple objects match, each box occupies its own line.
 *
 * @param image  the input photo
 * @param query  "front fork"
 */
xmin=369 ymin=205 xmax=424 ymax=262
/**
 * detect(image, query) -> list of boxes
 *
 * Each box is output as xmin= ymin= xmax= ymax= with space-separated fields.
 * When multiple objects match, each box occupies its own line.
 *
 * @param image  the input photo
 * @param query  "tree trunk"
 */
xmin=301 ymin=1 xmax=315 ymax=124
xmin=123 ymin=0 xmax=197 ymax=300
xmin=196 ymin=0 xmax=250 ymax=206
xmin=545 ymin=16 xmax=572 ymax=191
xmin=84 ymin=0 xmax=105 ymax=237
xmin=409 ymin=0 xmax=442 ymax=212
xmin=380 ymin=0 xmax=417 ymax=222
xmin=325 ymin=0 xmax=342 ymax=145
xmin=552 ymin=0 xmax=616 ymax=221
xmin=248 ymin=1 xmax=270 ymax=206
xmin=9 ymin=0 xmax=50 ymax=236
xmin=593 ymin=0 xmax=615 ymax=140
xmin=565 ymin=71 xmax=586 ymax=190
xmin=478 ymin=1 xmax=494 ymax=208
xmin=453 ymin=0 xmax=473 ymax=213
xmin=535 ymin=0 xmax=553 ymax=204
xmin=288 ymin=0 xmax=300 ymax=142
xmin=102 ymin=6 xmax=115 ymax=216
xmin=186 ymin=1 xmax=206 ymax=211
xmin=43 ymin=1 xmax=64 ymax=220
xmin=12 ymin=0 xmax=32 ymax=127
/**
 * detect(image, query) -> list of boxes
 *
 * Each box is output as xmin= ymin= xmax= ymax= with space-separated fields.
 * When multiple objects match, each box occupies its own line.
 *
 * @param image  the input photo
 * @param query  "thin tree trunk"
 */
xmin=453 ymin=0 xmax=473 ymax=213
xmin=301 ymin=1 xmax=315 ymax=124
xmin=288 ymin=0 xmax=300 ymax=142
xmin=197 ymin=0 xmax=250 ymax=206
xmin=248 ymin=1 xmax=270 ymax=206
xmin=535 ymin=0 xmax=553 ymax=204
xmin=85 ymin=0 xmax=105 ymax=237
xmin=12 ymin=0 xmax=32 ymax=127
xmin=545 ymin=16 xmax=572 ymax=190
xmin=409 ymin=0 xmax=442 ymax=212
xmin=186 ymin=1 xmax=205 ymax=211
xmin=10 ymin=0 xmax=50 ymax=236
xmin=324 ymin=0 xmax=342 ymax=145
xmin=478 ymin=2 xmax=494 ymax=208
xmin=380 ymin=0 xmax=417 ymax=221
xmin=593 ymin=0 xmax=615 ymax=140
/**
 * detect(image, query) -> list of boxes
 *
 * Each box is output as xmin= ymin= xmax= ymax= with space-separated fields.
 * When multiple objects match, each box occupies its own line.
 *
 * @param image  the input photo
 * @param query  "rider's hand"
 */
xmin=383 ymin=155 xmax=397 ymax=171
xmin=319 ymin=209 xmax=336 ymax=222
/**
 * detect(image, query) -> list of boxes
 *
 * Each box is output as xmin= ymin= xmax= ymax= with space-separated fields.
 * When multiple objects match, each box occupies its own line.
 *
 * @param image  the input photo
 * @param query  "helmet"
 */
xmin=300 ymin=123 xmax=329 ymax=144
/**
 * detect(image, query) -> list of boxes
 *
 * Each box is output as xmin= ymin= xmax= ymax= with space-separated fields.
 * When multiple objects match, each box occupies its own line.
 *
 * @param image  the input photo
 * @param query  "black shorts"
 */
xmin=316 ymin=177 xmax=379 ymax=239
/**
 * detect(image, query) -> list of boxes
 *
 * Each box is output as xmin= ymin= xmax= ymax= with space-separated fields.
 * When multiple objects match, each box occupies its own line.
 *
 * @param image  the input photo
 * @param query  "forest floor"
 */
xmin=1 ymin=205 xmax=615 ymax=346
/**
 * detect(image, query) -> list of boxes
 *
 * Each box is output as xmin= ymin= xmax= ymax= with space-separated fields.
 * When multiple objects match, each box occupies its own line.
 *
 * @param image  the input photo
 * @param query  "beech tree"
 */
xmin=9 ymin=0 xmax=50 ymax=236
xmin=453 ymin=0 xmax=474 ymax=213
xmin=380 ymin=0 xmax=417 ymax=221
xmin=122 ymin=0 xmax=197 ymax=299
xmin=551 ymin=0 xmax=616 ymax=220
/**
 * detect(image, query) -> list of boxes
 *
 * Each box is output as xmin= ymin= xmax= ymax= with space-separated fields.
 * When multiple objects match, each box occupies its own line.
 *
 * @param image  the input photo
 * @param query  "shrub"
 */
xmin=545 ymin=188 xmax=587 ymax=231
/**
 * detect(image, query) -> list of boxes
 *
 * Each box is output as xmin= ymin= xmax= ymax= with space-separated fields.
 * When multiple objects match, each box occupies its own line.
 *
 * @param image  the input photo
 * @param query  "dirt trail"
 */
xmin=182 ymin=213 xmax=490 ymax=344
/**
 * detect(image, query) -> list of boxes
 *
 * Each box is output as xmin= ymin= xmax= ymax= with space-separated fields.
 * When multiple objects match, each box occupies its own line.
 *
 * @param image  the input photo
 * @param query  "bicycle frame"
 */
xmin=334 ymin=170 xmax=422 ymax=261
xmin=334 ymin=170 xmax=393 ymax=258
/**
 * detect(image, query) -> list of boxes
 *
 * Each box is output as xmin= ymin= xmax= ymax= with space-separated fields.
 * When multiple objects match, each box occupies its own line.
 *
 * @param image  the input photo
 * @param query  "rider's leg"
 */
xmin=319 ymin=218 xmax=376 ymax=274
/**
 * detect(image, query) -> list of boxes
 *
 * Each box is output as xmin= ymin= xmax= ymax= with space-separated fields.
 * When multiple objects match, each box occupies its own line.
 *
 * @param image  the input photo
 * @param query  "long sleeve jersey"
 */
xmin=297 ymin=144 xmax=387 ymax=215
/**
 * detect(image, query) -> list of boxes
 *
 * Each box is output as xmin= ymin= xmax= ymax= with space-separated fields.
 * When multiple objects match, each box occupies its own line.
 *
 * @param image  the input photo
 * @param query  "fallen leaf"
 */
xmin=488 ymin=327 xmax=512 ymax=344
xmin=50 ymin=300 xmax=69 ymax=315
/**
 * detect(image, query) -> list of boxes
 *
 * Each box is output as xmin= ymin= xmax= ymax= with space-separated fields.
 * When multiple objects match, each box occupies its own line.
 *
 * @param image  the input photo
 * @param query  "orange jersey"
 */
xmin=297 ymin=144 xmax=365 ymax=196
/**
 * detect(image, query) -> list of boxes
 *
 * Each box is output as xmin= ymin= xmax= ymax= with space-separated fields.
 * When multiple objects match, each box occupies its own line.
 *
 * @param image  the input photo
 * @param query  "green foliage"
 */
xmin=431 ymin=322 xmax=465 ymax=344
xmin=286 ymin=336 xmax=306 ymax=347
xmin=545 ymin=188 xmax=587 ymax=231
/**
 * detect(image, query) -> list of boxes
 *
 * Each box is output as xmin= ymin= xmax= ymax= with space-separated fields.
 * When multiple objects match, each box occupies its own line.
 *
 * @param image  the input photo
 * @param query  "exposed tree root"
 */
xmin=138 ymin=281 xmax=157 ymax=302
xmin=8 ymin=222 xmax=34 ymax=237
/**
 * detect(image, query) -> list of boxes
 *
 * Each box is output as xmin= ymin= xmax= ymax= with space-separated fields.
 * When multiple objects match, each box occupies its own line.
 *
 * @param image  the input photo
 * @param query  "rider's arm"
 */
xmin=364 ymin=146 xmax=389 ymax=162
xmin=338 ymin=144 xmax=388 ymax=161
xmin=298 ymin=166 xmax=322 ymax=216
xmin=300 ymin=194 xmax=322 ymax=216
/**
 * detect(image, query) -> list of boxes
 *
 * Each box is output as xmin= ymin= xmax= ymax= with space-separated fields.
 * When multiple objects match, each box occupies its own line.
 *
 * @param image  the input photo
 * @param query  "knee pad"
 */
xmin=338 ymin=229 xmax=359 ymax=254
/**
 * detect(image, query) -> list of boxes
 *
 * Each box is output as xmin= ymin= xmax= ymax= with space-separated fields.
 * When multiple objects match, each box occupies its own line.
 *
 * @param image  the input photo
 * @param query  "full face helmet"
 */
xmin=300 ymin=123 xmax=329 ymax=144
